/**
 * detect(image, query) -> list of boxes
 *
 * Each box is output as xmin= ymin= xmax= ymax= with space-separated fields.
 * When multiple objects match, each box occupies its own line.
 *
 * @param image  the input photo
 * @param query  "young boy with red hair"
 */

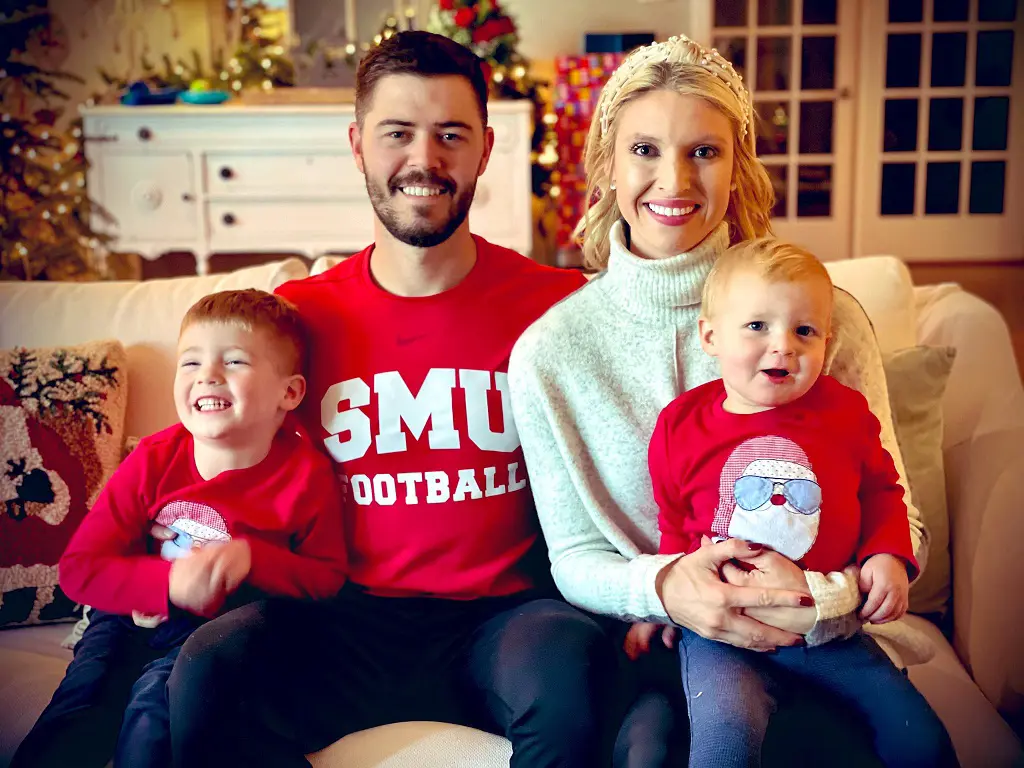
xmin=12 ymin=289 xmax=347 ymax=768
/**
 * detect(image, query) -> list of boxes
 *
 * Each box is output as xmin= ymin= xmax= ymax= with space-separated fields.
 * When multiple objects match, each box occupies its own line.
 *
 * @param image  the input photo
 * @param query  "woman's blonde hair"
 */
xmin=574 ymin=39 xmax=775 ymax=270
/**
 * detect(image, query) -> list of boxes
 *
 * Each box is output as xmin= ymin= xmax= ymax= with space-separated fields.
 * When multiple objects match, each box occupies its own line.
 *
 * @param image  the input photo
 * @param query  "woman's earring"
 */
xmin=610 ymin=182 xmax=617 ymax=190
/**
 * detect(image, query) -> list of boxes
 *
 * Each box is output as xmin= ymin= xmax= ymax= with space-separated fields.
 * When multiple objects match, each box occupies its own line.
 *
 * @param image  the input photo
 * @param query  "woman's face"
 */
xmin=611 ymin=90 xmax=735 ymax=259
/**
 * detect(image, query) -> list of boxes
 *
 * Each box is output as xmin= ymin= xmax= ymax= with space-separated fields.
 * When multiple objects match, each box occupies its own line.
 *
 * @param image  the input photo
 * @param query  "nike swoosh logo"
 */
xmin=396 ymin=334 xmax=428 ymax=346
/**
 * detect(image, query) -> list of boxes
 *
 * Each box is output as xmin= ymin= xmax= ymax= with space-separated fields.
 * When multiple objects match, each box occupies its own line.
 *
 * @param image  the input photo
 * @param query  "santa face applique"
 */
xmin=153 ymin=500 xmax=230 ymax=560
xmin=711 ymin=436 xmax=822 ymax=561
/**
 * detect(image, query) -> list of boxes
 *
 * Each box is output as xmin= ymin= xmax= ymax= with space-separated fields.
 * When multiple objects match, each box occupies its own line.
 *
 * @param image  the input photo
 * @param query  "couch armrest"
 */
xmin=915 ymin=284 xmax=1024 ymax=729
xmin=914 ymin=285 xmax=1024 ymax=447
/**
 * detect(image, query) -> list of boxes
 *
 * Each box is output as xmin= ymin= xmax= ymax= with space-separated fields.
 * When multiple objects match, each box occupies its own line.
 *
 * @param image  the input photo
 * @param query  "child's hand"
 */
xmin=206 ymin=539 xmax=252 ymax=595
xmin=623 ymin=622 xmax=678 ymax=661
xmin=168 ymin=545 xmax=229 ymax=615
xmin=858 ymin=554 xmax=909 ymax=624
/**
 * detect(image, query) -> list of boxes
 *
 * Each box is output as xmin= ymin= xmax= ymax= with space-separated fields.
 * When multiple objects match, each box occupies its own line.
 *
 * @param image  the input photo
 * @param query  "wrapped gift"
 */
xmin=552 ymin=53 xmax=626 ymax=249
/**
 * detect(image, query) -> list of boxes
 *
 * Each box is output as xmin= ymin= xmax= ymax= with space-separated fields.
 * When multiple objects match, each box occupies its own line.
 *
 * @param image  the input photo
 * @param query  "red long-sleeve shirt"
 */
xmin=276 ymin=237 xmax=586 ymax=599
xmin=650 ymin=376 xmax=918 ymax=577
xmin=60 ymin=423 xmax=347 ymax=617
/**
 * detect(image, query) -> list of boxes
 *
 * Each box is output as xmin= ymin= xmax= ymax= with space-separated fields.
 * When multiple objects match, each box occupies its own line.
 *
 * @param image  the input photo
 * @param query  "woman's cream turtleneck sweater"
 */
xmin=509 ymin=221 xmax=926 ymax=645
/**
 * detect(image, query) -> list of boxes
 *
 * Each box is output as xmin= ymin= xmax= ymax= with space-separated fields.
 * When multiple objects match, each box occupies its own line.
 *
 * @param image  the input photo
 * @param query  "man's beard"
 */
xmin=366 ymin=170 xmax=476 ymax=248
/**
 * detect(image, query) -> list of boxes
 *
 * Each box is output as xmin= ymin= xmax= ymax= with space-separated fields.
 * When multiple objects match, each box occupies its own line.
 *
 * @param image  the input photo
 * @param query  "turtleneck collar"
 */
xmin=598 ymin=219 xmax=730 ymax=322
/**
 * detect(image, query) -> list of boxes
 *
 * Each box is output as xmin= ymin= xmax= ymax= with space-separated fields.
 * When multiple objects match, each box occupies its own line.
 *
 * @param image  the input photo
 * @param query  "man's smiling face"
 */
xmin=350 ymin=73 xmax=494 ymax=248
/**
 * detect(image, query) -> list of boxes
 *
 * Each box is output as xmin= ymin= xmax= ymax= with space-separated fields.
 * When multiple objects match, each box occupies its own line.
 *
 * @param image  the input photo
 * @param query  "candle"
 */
xmin=344 ymin=0 xmax=356 ymax=42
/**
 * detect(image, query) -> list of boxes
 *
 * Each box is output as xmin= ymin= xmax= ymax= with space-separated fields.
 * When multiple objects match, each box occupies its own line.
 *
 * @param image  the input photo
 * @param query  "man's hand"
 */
xmin=623 ymin=622 xmax=678 ymax=661
xmin=858 ymin=553 xmax=909 ymax=624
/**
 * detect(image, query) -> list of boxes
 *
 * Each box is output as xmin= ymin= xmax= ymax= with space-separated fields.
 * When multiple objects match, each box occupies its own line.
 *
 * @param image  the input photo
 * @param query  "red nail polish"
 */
xmin=799 ymin=596 xmax=814 ymax=607
xmin=793 ymin=637 xmax=806 ymax=646
xmin=747 ymin=542 xmax=764 ymax=550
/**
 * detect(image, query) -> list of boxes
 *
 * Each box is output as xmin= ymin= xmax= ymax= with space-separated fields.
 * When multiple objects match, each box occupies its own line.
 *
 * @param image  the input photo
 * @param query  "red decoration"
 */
xmin=453 ymin=7 xmax=475 ymax=27
xmin=551 ymin=53 xmax=628 ymax=249
xmin=439 ymin=0 xmax=455 ymax=8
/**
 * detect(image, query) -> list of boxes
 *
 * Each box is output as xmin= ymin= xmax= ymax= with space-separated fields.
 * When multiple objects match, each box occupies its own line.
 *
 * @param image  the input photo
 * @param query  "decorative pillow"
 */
xmin=882 ymin=345 xmax=956 ymax=617
xmin=0 ymin=340 xmax=127 ymax=628
xmin=61 ymin=433 xmax=142 ymax=648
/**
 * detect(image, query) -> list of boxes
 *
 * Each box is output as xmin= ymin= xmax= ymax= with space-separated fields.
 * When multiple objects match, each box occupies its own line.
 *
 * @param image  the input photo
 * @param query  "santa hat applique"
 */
xmin=154 ymin=500 xmax=230 ymax=544
xmin=710 ymin=436 xmax=813 ymax=538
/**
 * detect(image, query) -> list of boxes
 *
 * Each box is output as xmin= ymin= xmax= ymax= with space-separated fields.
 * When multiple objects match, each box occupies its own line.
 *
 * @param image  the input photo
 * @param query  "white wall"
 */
xmin=504 ymin=0 xmax=703 ymax=80
xmin=47 ymin=0 xmax=218 ymax=122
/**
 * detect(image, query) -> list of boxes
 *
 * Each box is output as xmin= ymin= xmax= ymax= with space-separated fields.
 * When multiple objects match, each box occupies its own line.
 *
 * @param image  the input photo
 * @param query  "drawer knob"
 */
xmin=222 ymin=213 xmax=237 ymax=226
xmin=138 ymin=127 xmax=153 ymax=141
xmin=219 ymin=166 xmax=234 ymax=180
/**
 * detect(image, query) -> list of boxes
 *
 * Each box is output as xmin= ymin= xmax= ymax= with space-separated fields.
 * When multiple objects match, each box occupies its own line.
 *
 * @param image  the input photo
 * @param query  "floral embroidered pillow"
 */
xmin=0 ymin=340 xmax=127 ymax=627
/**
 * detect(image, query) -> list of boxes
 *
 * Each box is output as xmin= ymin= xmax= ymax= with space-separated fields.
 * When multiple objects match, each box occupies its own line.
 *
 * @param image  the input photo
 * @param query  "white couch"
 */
xmin=1 ymin=256 xmax=1022 ymax=767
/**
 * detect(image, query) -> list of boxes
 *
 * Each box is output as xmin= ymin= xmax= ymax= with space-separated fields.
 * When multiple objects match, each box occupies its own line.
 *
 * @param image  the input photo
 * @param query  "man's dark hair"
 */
xmin=355 ymin=31 xmax=489 ymax=127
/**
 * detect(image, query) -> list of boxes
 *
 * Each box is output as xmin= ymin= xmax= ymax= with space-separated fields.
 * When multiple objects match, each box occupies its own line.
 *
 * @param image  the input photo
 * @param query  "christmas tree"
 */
xmin=425 ymin=0 xmax=559 ymax=200
xmin=1 ymin=1 xmax=111 ymax=281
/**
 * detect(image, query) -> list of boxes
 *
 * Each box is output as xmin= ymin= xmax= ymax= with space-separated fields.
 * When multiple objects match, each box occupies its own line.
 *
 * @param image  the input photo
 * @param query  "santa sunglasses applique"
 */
xmin=710 ymin=436 xmax=822 ymax=561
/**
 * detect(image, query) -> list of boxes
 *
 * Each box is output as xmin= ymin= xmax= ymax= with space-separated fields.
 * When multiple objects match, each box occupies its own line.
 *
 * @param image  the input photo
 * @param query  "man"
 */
xmin=167 ymin=31 xmax=609 ymax=768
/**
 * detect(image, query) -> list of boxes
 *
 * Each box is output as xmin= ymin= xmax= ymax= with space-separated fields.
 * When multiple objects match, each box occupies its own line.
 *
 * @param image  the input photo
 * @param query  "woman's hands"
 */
xmin=719 ymin=544 xmax=817 ymax=635
xmin=656 ymin=538 xmax=814 ymax=651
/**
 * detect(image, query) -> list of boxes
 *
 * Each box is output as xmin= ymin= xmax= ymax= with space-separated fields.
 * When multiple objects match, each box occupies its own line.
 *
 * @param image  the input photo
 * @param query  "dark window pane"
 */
xmin=931 ymin=32 xmax=967 ymax=87
xmin=756 ymin=101 xmax=790 ymax=155
xmin=889 ymin=0 xmax=923 ymax=22
xmin=933 ymin=0 xmax=969 ymax=21
xmin=714 ymin=37 xmax=748 ymax=80
xmin=928 ymin=98 xmax=964 ymax=151
xmin=803 ymin=0 xmax=837 ymax=24
xmin=979 ymin=0 xmax=1017 ymax=22
xmin=715 ymin=0 xmax=747 ymax=26
xmin=973 ymin=96 xmax=1010 ymax=151
xmin=925 ymin=162 xmax=960 ymax=214
xmin=797 ymin=164 xmax=832 ymax=217
xmin=881 ymin=163 xmax=916 ymax=215
xmin=758 ymin=0 xmax=792 ymax=25
xmin=970 ymin=161 xmax=1006 ymax=214
xmin=887 ymin=34 xmax=922 ymax=88
xmin=802 ymin=36 xmax=836 ymax=89
xmin=884 ymin=99 xmax=919 ymax=151
xmin=800 ymin=101 xmax=833 ymax=154
xmin=766 ymin=164 xmax=788 ymax=218
xmin=976 ymin=30 xmax=1014 ymax=87
xmin=757 ymin=37 xmax=792 ymax=91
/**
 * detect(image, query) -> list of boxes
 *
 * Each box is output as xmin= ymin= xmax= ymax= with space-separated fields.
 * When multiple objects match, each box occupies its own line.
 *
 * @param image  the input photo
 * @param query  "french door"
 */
xmin=704 ymin=0 xmax=1021 ymax=261
xmin=853 ymin=0 xmax=1021 ymax=260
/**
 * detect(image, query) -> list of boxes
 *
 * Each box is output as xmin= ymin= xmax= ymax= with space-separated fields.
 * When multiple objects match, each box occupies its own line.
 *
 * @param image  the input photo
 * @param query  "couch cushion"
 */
xmin=825 ymin=256 xmax=917 ymax=354
xmin=904 ymin=615 xmax=1023 ymax=767
xmin=0 ymin=624 xmax=74 ymax=766
xmin=883 ymin=346 xmax=956 ymax=616
xmin=0 ymin=341 xmax=127 ymax=628
xmin=0 ymin=260 xmax=308 ymax=440
xmin=309 ymin=722 xmax=511 ymax=768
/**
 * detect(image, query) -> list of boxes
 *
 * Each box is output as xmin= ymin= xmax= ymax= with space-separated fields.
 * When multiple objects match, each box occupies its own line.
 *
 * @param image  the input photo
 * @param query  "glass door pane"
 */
xmin=714 ymin=0 xmax=856 ymax=260
xmin=854 ymin=0 xmax=1022 ymax=260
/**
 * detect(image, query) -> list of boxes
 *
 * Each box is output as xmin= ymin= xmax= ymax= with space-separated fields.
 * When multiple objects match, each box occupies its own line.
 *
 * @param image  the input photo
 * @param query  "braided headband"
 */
xmin=598 ymin=34 xmax=752 ymax=143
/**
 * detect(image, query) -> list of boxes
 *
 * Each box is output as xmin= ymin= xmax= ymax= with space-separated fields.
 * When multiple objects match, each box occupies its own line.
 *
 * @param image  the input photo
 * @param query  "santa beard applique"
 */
xmin=711 ymin=436 xmax=822 ymax=561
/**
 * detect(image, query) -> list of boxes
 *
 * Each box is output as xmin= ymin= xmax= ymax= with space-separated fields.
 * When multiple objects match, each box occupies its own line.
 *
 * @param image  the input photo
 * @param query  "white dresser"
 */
xmin=80 ymin=101 xmax=534 ymax=275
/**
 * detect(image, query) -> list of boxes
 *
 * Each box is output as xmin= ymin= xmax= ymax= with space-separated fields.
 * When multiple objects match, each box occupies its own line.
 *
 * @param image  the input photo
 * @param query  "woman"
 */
xmin=509 ymin=35 xmax=931 ymax=765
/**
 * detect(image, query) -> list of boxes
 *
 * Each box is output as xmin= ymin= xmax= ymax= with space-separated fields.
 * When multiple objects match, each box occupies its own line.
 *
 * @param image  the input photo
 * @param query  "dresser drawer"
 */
xmin=207 ymin=200 xmax=375 ymax=249
xmin=205 ymin=151 xmax=363 ymax=197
